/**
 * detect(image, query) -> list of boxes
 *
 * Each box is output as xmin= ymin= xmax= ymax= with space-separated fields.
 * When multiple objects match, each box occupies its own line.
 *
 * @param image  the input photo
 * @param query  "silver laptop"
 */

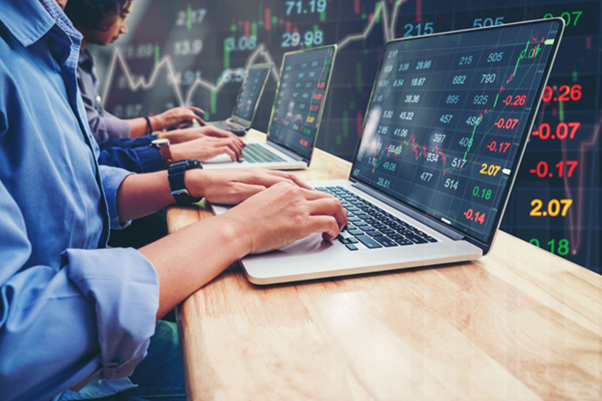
xmin=203 ymin=45 xmax=337 ymax=170
xmin=209 ymin=63 xmax=273 ymax=136
xmin=214 ymin=19 xmax=564 ymax=284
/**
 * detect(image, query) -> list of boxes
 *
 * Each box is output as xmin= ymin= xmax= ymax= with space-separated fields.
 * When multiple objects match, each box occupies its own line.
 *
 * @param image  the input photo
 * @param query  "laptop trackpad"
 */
xmin=276 ymin=233 xmax=334 ymax=254
xmin=203 ymin=154 xmax=234 ymax=164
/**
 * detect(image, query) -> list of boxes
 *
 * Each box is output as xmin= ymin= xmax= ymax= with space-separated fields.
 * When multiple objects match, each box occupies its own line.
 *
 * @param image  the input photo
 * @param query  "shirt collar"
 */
xmin=0 ymin=0 xmax=81 ymax=48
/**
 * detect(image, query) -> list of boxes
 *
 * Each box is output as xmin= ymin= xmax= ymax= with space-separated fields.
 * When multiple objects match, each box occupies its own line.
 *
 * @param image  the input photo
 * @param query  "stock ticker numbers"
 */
xmin=94 ymin=0 xmax=600 ymax=272
xmin=351 ymin=21 xmax=560 ymax=244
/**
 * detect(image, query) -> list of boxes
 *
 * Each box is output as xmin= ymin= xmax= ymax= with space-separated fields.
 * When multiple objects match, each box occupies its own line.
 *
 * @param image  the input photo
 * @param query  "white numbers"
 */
xmin=411 ymin=77 xmax=426 ymax=86
xmin=432 ymin=133 xmax=446 ymax=143
xmin=416 ymin=60 xmax=432 ymax=70
xmin=445 ymin=179 xmax=459 ymax=190
xmin=459 ymin=55 xmax=473 ymax=65
xmin=473 ymin=95 xmax=489 ymax=105
xmin=440 ymin=114 xmax=453 ymax=124
xmin=426 ymin=152 xmax=439 ymax=163
xmin=446 ymin=95 xmax=460 ymax=104
xmin=382 ymin=110 xmax=394 ymax=119
xmin=481 ymin=73 xmax=497 ymax=84
xmin=174 ymin=39 xmax=203 ymax=56
xmin=281 ymin=30 xmax=323 ymax=47
xmin=399 ymin=111 xmax=414 ymax=120
xmin=420 ymin=172 xmax=433 ymax=182
xmin=452 ymin=75 xmax=467 ymax=85
xmin=466 ymin=116 xmax=480 ymax=126
xmin=487 ymin=52 xmax=504 ymax=62
xmin=473 ymin=17 xmax=505 ymax=27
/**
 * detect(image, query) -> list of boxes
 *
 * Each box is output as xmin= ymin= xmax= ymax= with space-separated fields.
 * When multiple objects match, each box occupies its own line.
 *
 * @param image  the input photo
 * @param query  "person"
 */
xmin=62 ymin=0 xmax=246 ymax=172
xmin=66 ymin=0 xmax=204 ymax=142
xmin=0 ymin=1 xmax=347 ymax=401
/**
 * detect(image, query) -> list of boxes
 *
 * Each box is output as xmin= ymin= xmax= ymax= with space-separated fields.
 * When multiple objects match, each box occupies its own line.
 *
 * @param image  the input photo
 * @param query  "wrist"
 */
xmin=184 ymin=168 xmax=211 ymax=199
xmin=170 ymin=143 xmax=185 ymax=162
xmin=149 ymin=115 xmax=164 ymax=131
xmin=212 ymin=214 xmax=252 ymax=259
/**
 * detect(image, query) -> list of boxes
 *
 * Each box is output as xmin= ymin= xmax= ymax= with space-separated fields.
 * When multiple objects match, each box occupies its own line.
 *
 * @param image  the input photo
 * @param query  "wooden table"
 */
xmin=168 ymin=129 xmax=602 ymax=400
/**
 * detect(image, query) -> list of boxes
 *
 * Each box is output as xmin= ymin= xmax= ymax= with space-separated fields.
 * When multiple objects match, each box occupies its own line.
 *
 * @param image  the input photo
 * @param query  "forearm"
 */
xmin=128 ymin=118 xmax=151 ymax=138
xmin=139 ymin=215 xmax=248 ymax=319
xmin=116 ymin=171 xmax=175 ymax=221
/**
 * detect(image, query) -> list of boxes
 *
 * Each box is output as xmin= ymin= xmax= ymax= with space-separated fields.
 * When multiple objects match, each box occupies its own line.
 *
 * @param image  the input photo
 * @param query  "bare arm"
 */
xmin=127 ymin=118 xmax=150 ymax=138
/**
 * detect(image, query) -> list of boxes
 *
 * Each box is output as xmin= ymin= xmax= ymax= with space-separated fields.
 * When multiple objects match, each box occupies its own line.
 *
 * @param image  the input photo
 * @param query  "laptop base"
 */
xmin=212 ymin=180 xmax=482 ymax=285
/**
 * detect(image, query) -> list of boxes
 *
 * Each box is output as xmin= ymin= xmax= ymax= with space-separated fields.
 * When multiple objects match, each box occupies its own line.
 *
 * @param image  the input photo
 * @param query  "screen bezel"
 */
xmin=230 ymin=63 xmax=274 ymax=127
xmin=349 ymin=18 xmax=565 ymax=254
xmin=266 ymin=44 xmax=337 ymax=163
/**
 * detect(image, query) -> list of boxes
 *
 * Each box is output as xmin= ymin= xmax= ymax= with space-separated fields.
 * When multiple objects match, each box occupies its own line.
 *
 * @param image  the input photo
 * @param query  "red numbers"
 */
xmin=529 ymin=160 xmax=578 ymax=178
xmin=502 ymin=95 xmax=526 ymax=106
xmin=463 ymin=209 xmax=486 ymax=224
xmin=494 ymin=118 xmax=519 ymax=129
xmin=542 ymin=85 xmax=582 ymax=102
xmin=299 ymin=139 xmax=309 ymax=147
xmin=486 ymin=141 xmax=511 ymax=153
xmin=533 ymin=122 xmax=580 ymax=140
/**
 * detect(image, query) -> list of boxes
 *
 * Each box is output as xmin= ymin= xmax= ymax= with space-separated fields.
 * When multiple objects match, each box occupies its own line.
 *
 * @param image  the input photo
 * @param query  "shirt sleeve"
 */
xmin=98 ymin=145 xmax=165 ymax=174
xmin=79 ymin=85 xmax=130 ymax=142
xmin=98 ymin=165 xmax=137 ymax=229
xmin=0 ymin=178 xmax=159 ymax=401
xmin=98 ymin=134 xmax=157 ymax=151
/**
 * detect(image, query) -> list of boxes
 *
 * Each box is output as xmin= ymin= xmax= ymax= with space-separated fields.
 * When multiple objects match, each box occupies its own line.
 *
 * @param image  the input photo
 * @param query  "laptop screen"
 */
xmin=267 ymin=46 xmax=336 ymax=159
xmin=351 ymin=20 xmax=563 ymax=244
xmin=232 ymin=65 xmax=272 ymax=122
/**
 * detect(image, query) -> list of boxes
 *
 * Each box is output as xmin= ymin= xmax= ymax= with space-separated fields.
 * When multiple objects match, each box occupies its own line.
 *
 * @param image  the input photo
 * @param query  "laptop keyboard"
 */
xmin=315 ymin=186 xmax=438 ymax=251
xmin=241 ymin=143 xmax=286 ymax=163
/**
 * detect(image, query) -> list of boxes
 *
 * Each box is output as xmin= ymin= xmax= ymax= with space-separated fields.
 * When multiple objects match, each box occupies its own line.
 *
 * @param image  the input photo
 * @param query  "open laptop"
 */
xmin=203 ymin=45 xmax=337 ymax=170
xmin=214 ymin=19 xmax=564 ymax=284
xmin=209 ymin=63 xmax=273 ymax=136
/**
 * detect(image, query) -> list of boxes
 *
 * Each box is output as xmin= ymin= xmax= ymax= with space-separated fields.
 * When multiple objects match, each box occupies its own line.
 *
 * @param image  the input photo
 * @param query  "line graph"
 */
xmin=101 ymin=0 xmax=401 ymax=109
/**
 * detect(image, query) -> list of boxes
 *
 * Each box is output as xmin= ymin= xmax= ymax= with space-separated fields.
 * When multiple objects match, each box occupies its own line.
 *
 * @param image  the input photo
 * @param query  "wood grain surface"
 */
xmin=167 ymin=129 xmax=602 ymax=400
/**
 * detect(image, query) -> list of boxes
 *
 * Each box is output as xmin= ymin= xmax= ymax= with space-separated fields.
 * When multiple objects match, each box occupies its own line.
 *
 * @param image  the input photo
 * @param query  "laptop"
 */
xmin=208 ymin=63 xmax=273 ymax=136
xmin=203 ymin=45 xmax=337 ymax=170
xmin=214 ymin=19 xmax=564 ymax=284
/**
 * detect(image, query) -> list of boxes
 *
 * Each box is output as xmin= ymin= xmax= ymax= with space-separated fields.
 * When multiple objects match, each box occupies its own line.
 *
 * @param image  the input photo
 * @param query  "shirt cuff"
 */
xmin=104 ymin=116 xmax=131 ymax=140
xmin=135 ymin=145 xmax=166 ymax=173
xmin=98 ymin=165 xmax=134 ymax=230
xmin=63 ymin=247 xmax=159 ymax=383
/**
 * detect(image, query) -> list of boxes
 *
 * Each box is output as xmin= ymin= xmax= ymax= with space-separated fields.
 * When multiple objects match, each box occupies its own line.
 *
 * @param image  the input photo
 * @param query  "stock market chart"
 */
xmin=233 ymin=65 xmax=271 ymax=121
xmin=352 ymin=20 xmax=561 ymax=244
xmin=269 ymin=46 xmax=335 ymax=157
xmin=91 ymin=0 xmax=601 ymax=273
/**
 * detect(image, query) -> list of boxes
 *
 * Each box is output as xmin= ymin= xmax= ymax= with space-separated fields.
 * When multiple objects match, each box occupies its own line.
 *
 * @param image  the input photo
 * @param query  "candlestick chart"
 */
xmin=92 ymin=0 xmax=601 ymax=272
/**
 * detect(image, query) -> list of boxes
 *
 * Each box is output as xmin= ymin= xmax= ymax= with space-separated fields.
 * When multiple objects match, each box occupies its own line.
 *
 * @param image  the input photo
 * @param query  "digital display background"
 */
xmin=233 ymin=66 xmax=270 ymax=121
xmin=352 ymin=21 xmax=561 ymax=243
xmin=91 ymin=0 xmax=601 ymax=273
xmin=268 ymin=47 xmax=335 ymax=158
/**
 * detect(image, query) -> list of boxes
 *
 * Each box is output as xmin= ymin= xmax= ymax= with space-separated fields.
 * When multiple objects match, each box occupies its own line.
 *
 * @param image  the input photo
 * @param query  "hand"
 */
xmin=158 ymin=126 xmax=245 ymax=147
xmin=217 ymin=182 xmax=348 ymax=255
xmin=171 ymin=136 xmax=244 ymax=162
xmin=150 ymin=107 xmax=206 ymax=131
xmin=185 ymin=168 xmax=312 ymax=205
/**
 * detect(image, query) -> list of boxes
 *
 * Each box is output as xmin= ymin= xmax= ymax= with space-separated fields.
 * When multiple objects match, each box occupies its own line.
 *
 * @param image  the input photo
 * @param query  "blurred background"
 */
xmin=91 ymin=0 xmax=601 ymax=273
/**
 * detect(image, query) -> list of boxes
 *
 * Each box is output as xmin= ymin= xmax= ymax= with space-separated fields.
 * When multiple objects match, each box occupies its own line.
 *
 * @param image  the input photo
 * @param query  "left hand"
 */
xmin=150 ymin=107 xmax=206 ymax=131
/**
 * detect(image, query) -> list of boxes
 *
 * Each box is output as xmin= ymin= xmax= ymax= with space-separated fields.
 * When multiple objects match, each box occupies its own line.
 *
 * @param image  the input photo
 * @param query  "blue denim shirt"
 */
xmin=0 ymin=1 xmax=160 ymax=400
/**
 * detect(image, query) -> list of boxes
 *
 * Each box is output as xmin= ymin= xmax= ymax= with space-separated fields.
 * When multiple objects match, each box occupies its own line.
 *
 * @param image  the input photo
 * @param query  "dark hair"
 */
xmin=64 ymin=0 xmax=133 ymax=31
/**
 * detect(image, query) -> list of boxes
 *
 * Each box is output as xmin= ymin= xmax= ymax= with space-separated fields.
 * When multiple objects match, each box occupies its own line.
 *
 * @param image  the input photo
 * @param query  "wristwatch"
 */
xmin=150 ymin=138 xmax=173 ymax=167
xmin=168 ymin=159 xmax=203 ymax=205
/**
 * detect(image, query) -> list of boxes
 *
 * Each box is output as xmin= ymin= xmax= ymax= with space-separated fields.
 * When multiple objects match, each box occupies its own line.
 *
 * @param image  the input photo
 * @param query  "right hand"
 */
xmin=171 ymin=136 xmax=243 ymax=162
xmin=217 ymin=182 xmax=348 ymax=255
xmin=158 ymin=126 xmax=244 ymax=147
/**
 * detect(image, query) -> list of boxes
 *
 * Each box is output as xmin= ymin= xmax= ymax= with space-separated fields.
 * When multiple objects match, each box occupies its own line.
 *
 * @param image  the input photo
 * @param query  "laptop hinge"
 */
xmin=352 ymin=182 xmax=464 ymax=241
xmin=264 ymin=141 xmax=307 ymax=163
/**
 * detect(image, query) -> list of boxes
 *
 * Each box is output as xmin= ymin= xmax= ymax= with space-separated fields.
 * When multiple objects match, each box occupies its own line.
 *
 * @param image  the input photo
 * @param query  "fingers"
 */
xmin=264 ymin=171 xmax=312 ymax=190
xmin=306 ymin=216 xmax=341 ymax=242
xmin=187 ymin=106 xmax=205 ymax=115
xmin=306 ymin=197 xmax=348 ymax=231
xmin=219 ymin=146 xmax=238 ymax=162
xmin=203 ymin=126 xmax=245 ymax=147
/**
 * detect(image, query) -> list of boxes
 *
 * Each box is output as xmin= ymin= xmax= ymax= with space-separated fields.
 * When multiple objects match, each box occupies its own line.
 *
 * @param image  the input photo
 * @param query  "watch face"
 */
xmin=152 ymin=138 xmax=170 ymax=146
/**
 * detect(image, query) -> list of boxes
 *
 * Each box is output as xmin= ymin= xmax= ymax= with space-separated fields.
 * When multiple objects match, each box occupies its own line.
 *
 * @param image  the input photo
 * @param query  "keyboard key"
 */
xmin=347 ymin=229 xmax=364 ymax=236
xmin=345 ymin=244 xmax=359 ymax=251
xmin=395 ymin=238 xmax=414 ymax=246
xmin=405 ymin=234 xmax=428 ymax=244
xmin=355 ymin=234 xmax=382 ymax=249
xmin=346 ymin=237 xmax=358 ymax=244
xmin=373 ymin=236 xmax=398 ymax=247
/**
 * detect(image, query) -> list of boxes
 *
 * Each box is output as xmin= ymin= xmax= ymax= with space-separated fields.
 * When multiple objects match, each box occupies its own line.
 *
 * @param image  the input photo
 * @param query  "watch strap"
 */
xmin=168 ymin=159 xmax=203 ymax=205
